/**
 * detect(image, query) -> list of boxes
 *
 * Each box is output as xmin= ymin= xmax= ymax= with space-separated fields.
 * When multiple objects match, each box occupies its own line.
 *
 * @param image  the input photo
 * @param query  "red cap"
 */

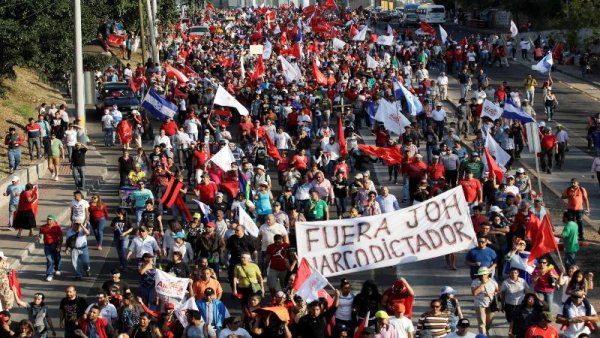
xmin=165 ymin=303 xmax=175 ymax=310
xmin=393 ymin=280 xmax=406 ymax=293
xmin=206 ymin=222 xmax=216 ymax=228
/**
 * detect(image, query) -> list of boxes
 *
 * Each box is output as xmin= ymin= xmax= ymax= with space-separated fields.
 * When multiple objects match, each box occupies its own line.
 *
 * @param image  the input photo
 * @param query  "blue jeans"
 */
xmin=72 ymin=166 xmax=85 ymax=189
xmin=565 ymin=252 xmax=577 ymax=271
xmin=135 ymin=207 xmax=145 ymax=226
xmin=525 ymin=89 xmax=535 ymax=105
xmin=71 ymin=246 xmax=90 ymax=277
xmin=140 ymin=285 xmax=156 ymax=308
xmin=115 ymin=235 xmax=130 ymax=268
xmin=7 ymin=148 xmax=21 ymax=170
xmin=44 ymin=244 xmax=62 ymax=277
xmin=91 ymin=218 xmax=106 ymax=247
xmin=335 ymin=197 xmax=347 ymax=217
xmin=536 ymin=291 xmax=554 ymax=310
xmin=103 ymin=128 xmax=114 ymax=146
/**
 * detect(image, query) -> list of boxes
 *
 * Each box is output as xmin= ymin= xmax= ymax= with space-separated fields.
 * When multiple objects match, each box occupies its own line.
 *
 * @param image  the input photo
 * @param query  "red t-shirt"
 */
xmin=161 ymin=121 xmax=178 ymax=136
xmin=196 ymin=182 xmax=218 ymax=205
xmin=40 ymin=224 xmax=63 ymax=246
xmin=292 ymin=155 xmax=308 ymax=171
xmin=540 ymin=134 xmax=557 ymax=150
xmin=427 ymin=163 xmax=445 ymax=180
xmin=89 ymin=204 xmax=109 ymax=221
xmin=266 ymin=242 xmax=290 ymax=271
xmin=406 ymin=161 xmax=428 ymax=179
xmin=460 ymin=178 xmax=482 ymax=202
xmin=193 ymin=151 xmax=211 ymax=169
xmin=239 ymin=121 xmax=254 ymax=136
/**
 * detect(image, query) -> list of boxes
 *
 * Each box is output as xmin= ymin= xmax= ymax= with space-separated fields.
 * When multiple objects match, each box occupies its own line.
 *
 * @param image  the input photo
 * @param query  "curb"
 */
xmin=8 ymin=146 xmax=109 ymax=270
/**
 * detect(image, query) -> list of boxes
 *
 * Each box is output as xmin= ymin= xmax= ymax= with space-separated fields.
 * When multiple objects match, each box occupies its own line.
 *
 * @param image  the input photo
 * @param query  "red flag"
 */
xmin=484 ymin=148 xmax=504 ymax=183
xmin=8 ymin=270 xmax=21 ymax=299
xmin=106 ymin=34 xmax=126 ymax=47
xmin=358 ymin=144 xmax=403 ymax=165
xmin=250 ymin=55 xmax=265 ymax=82
xmin=164 ymin=63 xmax=189 ymax=83
xmin=528 ymin=215 xmax=559 ymax=264
xmin=291 ymin=258 xmax=329 ymax=302
xmin=370 ymin=33 xmax=378 ymax=43
xmin=552 ymin=42 xmax=564 ymax=62
xmin=129 ymin=77 xmax=138 ymax=93
xmin=174 ymin=87 xmax=188 ymax=99
xmin=292 ymin=43 xmax=302 ymax=58
xmin=279 ymin=32 xmax=288 ymax=46
xmin=249 ymin=31 xmax=263 ymax=43
xmin=338 ymin=115 xmax=347 ymax=156
xmin=183 ymin=66 xmax=197 ymax=77
xmin=350 ymin=25 xmax=358 ymax=38
xmin=354 ymin=311 xmax=370 ymax=338
xmin=206 ymin=3 xmax=215 ymax=11
xmin=312 ymin=60 xmax=327 ymax=86
xmin=174 ymin=195 xmax=193 ymax=221
xmin=31 ymin=185 xmax=38 ymax=216
xmin=160 ymin=177 xmax=185 ymax=208
xmin=323 ymin=0 xmax=337 ymax=9
xmin=420 ymin=21 xmax=436 ymax=36
xmin=264 ymin=134 xmax=282 ymax=161
xmin=116 ymin=120 xmax=132 ymax=145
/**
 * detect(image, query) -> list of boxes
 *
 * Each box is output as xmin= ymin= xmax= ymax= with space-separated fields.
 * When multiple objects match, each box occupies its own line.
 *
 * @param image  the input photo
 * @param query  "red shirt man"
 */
xmin=160 ymin=118 xmax=178 ymax=136
xmin=427 ymin=156 xmax=446 ymax=181
xmin=195 ymin=175 xmax=219 ymax=205
xmin=265 ymin=237 xmax=290 ymax=273
xmin=540 ymin=131 xmax=557 ymax=151
xmin=459 ymin=171 xmax=483 ymax=203
xmin=39 ymin=216 xmax=63 ymax=246
xmin=406 ymin=156 xmax=428 ymax=180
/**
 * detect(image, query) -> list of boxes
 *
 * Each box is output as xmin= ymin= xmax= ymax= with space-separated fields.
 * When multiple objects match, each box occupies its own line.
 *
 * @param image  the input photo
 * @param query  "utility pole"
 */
xmin=74 ymin=0 xmax=86 ymax=143
xmin=138 ymin=0 xmax=147 ymax=64
xmin=145 ymin=0 xmax=160 ymax=64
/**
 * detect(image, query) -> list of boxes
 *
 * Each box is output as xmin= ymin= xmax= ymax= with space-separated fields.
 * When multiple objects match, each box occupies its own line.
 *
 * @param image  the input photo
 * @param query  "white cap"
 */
xmin=489 ymin=205 xmax=502 ymax=213
xmin=11 ymin=176 xmax=19 ymax=182
xmin=0 ymin=251 xmax=6 ymax=260
xmin=516 ymin=168 xmax=525 ymax=174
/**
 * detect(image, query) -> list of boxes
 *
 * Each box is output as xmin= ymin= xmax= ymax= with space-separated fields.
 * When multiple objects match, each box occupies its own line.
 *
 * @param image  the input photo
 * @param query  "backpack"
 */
xmin=66 ymin=233 xmax=78 ymax=249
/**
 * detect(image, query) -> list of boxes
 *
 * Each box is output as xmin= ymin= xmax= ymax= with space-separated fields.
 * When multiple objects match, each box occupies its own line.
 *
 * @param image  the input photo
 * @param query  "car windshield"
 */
xmin=104 ymin=87 xmax=135 ymax=98
xmin=190 ymin=27 xmax=209 ymax=33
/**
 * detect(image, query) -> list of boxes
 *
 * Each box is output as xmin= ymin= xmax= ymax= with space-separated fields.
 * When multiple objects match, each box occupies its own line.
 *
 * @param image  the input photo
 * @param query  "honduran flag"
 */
xmin=393 ymin=78 xmax=423 ymax=116
xmin=502 ymin=97 xmax=535 ymax=123
xmin=531 ymin=52 xmax=553 ymax=74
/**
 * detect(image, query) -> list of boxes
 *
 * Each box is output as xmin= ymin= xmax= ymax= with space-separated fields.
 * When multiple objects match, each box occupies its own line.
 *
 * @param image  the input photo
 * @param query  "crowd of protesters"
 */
xmin=2 ymin=3 xmax=600 ymax=338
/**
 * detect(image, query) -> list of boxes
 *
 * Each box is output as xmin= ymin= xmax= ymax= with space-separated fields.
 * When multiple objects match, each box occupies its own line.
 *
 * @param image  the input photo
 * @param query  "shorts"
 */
xmin=49 ymin=156 xmax=60 ymax=167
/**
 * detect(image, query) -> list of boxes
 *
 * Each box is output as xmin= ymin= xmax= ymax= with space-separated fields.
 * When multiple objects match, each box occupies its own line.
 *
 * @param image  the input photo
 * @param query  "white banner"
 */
xmin=376 ymin=35 xmax=394 ymax=46
xmin=175 ymin=297 xmax=199 ymax=327
xmin=295 ymin=187 xmax=477 ymax=277
xmin=250 ymin=44 xmax=264 ymax=55
xmin=213 ymin=85 xmax=249 ymax=116
xmin=481 ymin=99 xmax=503 ymax=121
xmin=155 ymin=269 xmax=190 ymax=299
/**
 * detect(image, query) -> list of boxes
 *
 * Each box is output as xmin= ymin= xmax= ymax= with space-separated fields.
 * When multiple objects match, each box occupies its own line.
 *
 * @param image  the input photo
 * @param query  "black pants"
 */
xmin=446 ymin=169 xmax=458 ymax=187
xmin=556 ymin=142 xmax=567 ymax=168
xmin=540 ymin=148 xmax=554 ymax=171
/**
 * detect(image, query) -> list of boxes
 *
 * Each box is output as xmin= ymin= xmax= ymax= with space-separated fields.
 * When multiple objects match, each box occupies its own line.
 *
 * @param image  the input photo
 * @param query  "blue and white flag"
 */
xmin=294 ymin=27 xmax=303 ymax=43
xmin=193 ymin=199 xmax=211 ymax=222
xmin=393 ymin=78 xmax=423 ymax=116
xmin=263 ymin=40 xmax=273 ymax=60
xmin=502 ymin=97 xmax=535 ymax=123
xmin=141 ymin=88 xmax=177 ymax=121
xmin=531 ymin=52 xmax=553 ymax=74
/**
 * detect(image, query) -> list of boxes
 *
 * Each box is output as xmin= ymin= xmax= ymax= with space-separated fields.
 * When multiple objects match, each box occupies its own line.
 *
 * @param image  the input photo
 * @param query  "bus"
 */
xmin=402 ymin=3 xmax=420 ymax=25
xmin=416 ymin=4 xmax=446 ymax=23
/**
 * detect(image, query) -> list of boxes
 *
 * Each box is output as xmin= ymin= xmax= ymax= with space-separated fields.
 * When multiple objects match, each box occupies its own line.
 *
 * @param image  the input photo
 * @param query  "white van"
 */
xmin=416 ymin=4 xmax=446 ymax=24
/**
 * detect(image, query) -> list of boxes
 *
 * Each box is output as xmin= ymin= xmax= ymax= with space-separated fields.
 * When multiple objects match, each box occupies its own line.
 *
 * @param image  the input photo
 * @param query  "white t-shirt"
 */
xmin=85 ymin=303 xmax=118 ymax=322
xmin=274 ymin=132 xmax=291 ymax=149
xmin=123 ymin=68 xmax=133 ymax=79
xmin=70 ymin=199 xmax=89 ymax=222
xmin=185 ymin=119 xmax=200 ymax=134
xmin=64 ymin=130 xmax=78 ymax=146
xmin=561 ymin=302 xmax=597 ymax=337
xmin=258 ymin=223 xmax=287 ymax=251
xmin=218 ymin=327 xmax=252 ymax=338
xmin=389 ymin=316 xmax=415 ymax=338
xmin=101 ymin=114 xmax=114 ymax=129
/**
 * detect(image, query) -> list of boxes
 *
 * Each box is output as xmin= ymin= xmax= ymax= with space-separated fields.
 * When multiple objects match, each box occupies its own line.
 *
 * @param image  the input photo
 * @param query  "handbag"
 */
xmin=486 ymin=286 xmax=502 ymax=312
xmin=240 ymin=265 xmax=262 ymax=294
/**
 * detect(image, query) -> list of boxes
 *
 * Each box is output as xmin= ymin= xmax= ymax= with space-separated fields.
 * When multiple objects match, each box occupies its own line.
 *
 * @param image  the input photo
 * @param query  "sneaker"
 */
xmin=54 ymin=176 xmax=59 ymax=181
xmin=54 ymin=271 xmax=61 ymax=276
xmin=46 ymin=276 xmax=53 ymax=282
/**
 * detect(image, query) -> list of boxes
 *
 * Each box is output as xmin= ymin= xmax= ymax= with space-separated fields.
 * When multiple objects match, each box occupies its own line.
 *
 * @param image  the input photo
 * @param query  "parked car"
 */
xmin=188 ymin=25 xmax=211 ymax=40
xmin=96 ymin=82 xmax=140 ymax=115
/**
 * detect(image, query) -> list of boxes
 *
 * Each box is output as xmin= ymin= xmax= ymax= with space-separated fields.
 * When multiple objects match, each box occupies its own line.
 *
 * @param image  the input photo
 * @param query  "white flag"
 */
xmin=273 ymin=24 xmax=281 ymax=35
xmin=366 ymin=54 xmax=379 ymax=69
xmin=439 ymin=25 xmax=448 ymax=44
xmin=238 ymin=205 xmax=259 ymax=237
xmin=374 ymin=98 xmax=410 ymax=135
xmin=240 ymin=54 xmax=246 ymax=81
xmin=376 ymin=35 xmax=394 ymax=46
xmin=294 ymin=258 xmax=329 ymax=302
xmin=531 ymin=52 xmax=553 ymax=74
xmin=387 ymin=24 xmax=393 ymax=35
xmin=213 ymin=85 xmax=249 ymax=116
xmin=484 ymin=132 xmax=511 ymax=169
xmin=278 ymin=55 xmax=302 ymax=82
xmin=209 ymin=145 xmax=236 ymax=171
xmin=263 ymin=40 xmax=272 ymax=60
xmin=332 ymin=37 xmax=346 ymax=50
xmin=225 ymin=22 xmax=234 ymax=31
xmin=154 ymin=270 xmax=190 ymax=300
xmin=510 ymin=20 xmax=518 ymax=38
xmin=175 ymin=297 xmax=199 ymax=328
xmin=481 ymin=99 xmax=503 ymax=121
xmin=353 ymin=25 xmax=368 ymax=41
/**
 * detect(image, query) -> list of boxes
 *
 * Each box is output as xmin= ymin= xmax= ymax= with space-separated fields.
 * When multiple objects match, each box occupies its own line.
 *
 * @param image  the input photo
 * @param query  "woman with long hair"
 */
xmin=509 ymin=293 xmax=544 ymax=338
xmin=353 ymin=280 xmax=382 ymax=326
xmin=18 ymin=292 xmax=56 ymax=338
xmin=440 ymin=286 xmax=463 ymax=332
xmin=118 ymin=293 xmax=145 ymax=333
xmin=89 ymin=194 xmax=109 ymax=251
xmin=13 ymin=183 xmax=36 ymax=238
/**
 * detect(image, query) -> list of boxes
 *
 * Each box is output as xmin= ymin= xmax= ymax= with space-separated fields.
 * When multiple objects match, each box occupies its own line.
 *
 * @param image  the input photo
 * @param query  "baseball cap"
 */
xmin=172 ymin=232 xmax=185 ymax=239
xmin=516 ymin=168 xmax=525 ymax=173
xmin=477 ymin=267 xmax=490 ymax=275
xmin=440 ymin=286 xmax=456 ymax=295
xmin=375 ymin=310 xmax=389 ymax=319
xmin=165 ymin=303 xmax=175 ymax=310
xmin=193 ymin=213 xmax=201 ymax=219
xmin=471 ymin=152 xmax=479 ymax=157
xmin=47 ymin=214 xmax=56 ymax=220
xmin=11 ymin=176 xmax=19 ymax=182
xmin=216 ymin=192 xmax=224 ymax=197
xmin=206 ymin=222 xmax=216 ymax=228
xmin=457 ymin=318 xmax=470 ymax=328
xmin=275 ymin=291 xmax=286 ymax=298
xmin=256 ymin=164 xmax=265 ymax=170
xmin=541 ymin=311 xmax=553 ymax=322
xmin=204 ymin=287 xmax=215 ymax=296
